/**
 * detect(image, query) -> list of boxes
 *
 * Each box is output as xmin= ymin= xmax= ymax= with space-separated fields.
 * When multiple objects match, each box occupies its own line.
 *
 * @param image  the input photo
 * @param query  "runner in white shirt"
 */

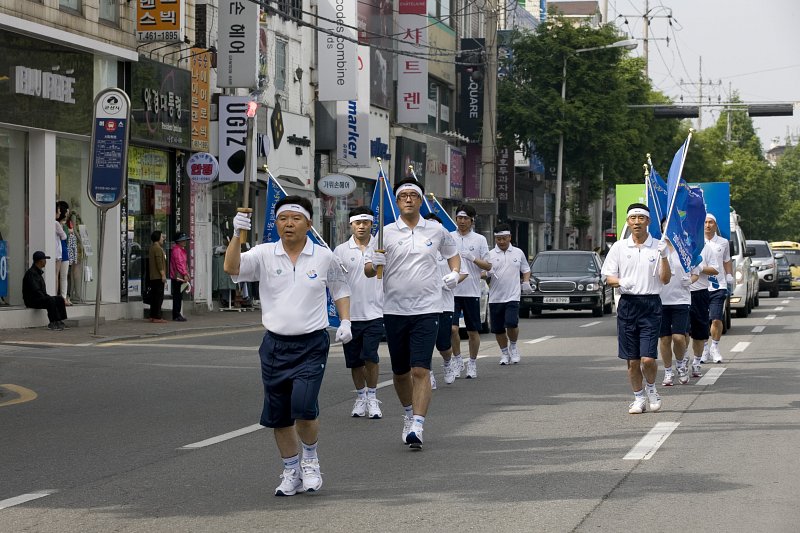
xmin=333 ymin=206 xmax=384 ymax=420
xmin=601 ymin=203 xmax=671 ymax=415
xmin=485 ymin=223 xmax=532 ymax=365
xmin=450 ymin=204 xmax=492 ymax=379
xmin=703 ymin=214 xmax=733 ymax=363
xmin=687 ymin=238 xmax=719 ymax=377
xmin=224 ymin=196 xmax=352 ymax=497
xmin=365 ymin=178 xmax=460 ymax=449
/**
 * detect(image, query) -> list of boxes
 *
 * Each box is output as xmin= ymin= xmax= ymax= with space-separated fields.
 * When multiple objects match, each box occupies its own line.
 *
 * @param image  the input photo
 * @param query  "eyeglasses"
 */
xmin=397 ymin=193 xmax=420 ymax=201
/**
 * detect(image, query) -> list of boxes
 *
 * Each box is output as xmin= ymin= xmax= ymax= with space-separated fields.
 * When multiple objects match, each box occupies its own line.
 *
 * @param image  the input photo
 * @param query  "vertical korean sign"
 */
xmin=136 ymin=0 xmax=185 ymax=43
xmin=336 ymin=46 xmax=370 ymax=167
xmin=496 ymin=147 xmax=514 ymax=203
xmin=218 ymin=0 xmax=259 ymax=88
xmin=190 ymin=48 xmax=211 ymax=151
xmin=318 ymin=0 xmax=358 ymax=101
xmin=397 ymin=0 xmax=428 ymax=124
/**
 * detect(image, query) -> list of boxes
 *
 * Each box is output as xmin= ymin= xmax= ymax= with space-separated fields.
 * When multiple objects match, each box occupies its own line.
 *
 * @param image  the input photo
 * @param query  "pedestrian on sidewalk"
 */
xmin=485 ymin=223 xmax=532 ymax=366
xmin=601 ymin=204 xmax=671 ymax=415
xmin=224 ymin=195 xmax=351 ymax=496
xmin=22 ymin=251 xmax=68 ymax=330
xmin=333 ymin=206 xmax=384 ymax=419
xmin=703 ymin=214 xmax=733 ymax=363
xmin=148 ymin=230 xmax=167 ymax=323
xmin=170 ymin=232 xmax=191 ymax=322
xmin=365 ymin=178 xmax=460 ymax=449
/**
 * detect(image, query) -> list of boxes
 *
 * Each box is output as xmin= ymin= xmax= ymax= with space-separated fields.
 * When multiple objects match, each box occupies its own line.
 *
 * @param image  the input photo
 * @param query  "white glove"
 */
xmin=618 ymin=277 xmax=635 ymax=291
xmin=367 ymin=251 xmax=386 ymax=267
xmin=442 ymin=269 xmax=460 ymax=289
xmin=657 ymin=239 xmax=668 ymax=258
xmin=681 ymin=276 xmax=692 ymax=287
xmin=461 ymin=250 xmax=476 ymax=262
xmin=232 ymin=212 xmax=252 ymax=238
xmin=521 ymin=281 xmax=534 ymax=294
xmin=726 ymin=273 xmax=734 ymax=287
xmin=335 ymin=319 xmax=352 ymax=344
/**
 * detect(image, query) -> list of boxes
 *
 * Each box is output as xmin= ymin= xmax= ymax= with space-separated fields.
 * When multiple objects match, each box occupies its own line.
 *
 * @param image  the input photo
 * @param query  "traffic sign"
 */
xmin=88 ymin=88 xmax=131 ymax=209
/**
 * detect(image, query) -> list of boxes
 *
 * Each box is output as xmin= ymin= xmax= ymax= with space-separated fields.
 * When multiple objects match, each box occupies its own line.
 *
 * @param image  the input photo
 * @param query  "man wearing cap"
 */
xmin=365 ymin=177 xmax=460 ymax=449
xmin=224 ymin=195 xmax=352 ymax=496
xmin=486 ymin=223 xmax=532 ymax=365
xmin=449 ymin=203 xmax=492 ymax=379
xmin=170 ymin=232 xmax=191 ymax=322
xmin=601 ymin=203 xmax=671 ymax=414
xmin=333 ymin=206 xmax=384 ymax=419
xmin=702 ymin=213 xmax=733 ymax=363
xmin=23 ymin=251 xmax=69 ymax=330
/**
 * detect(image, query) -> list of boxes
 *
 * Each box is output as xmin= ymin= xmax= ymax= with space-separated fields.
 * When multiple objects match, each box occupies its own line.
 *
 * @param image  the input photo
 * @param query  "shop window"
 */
xmin=0 ymin=128 xmax=28 ymax=306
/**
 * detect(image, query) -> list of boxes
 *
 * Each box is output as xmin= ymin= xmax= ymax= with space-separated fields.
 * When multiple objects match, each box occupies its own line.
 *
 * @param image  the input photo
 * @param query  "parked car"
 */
xmin=729 ymin=210 xmax=758 ymax=318
xmin=520 ymin=250 xmax=613 ymax=318
xmin=749 ymin=240 xmax=779 ymax=297
xmin=775 ymin=253 xmax=791 ymax=291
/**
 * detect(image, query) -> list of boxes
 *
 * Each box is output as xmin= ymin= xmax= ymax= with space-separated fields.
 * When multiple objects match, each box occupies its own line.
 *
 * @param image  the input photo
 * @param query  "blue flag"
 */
xmin=262 ymin=173 xmax=340 ymax=326
xmin=426 ymin=194 xmax=457 ymax=232
xmin=369 ymin=169 xmax=400 ymax=235
xmin=646 ymin=166 xmax=668 ymax=239
xmin=684 ymin=186 xmax=707 ymax=268
xmin=662 ymin=136 xmax=697 ymax=272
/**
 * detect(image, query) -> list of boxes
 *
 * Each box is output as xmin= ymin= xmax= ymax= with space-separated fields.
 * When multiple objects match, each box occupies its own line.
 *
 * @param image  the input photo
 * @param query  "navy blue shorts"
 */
xmin=616 ymin=294 xmax=662 ymax=360
xmin=708 ymin=289 xmax=727 ymax=322
xmin=490 ymin=301 xmax=520 ymax=334
xmin=258 ymin=329 xmax=330 ymax=428
xmin=342 ymin=317 xmax=384 ymax=368
xmin=436 ymin=312 xmax=453 ymax=352
xmin=452 ymin=296 xmax=481 ymax=331
xmin=384 ymin=313 xmax=438 ymax=374
xmin=689 ymin=289 xmax=710 ymax=340
xmin=659 ymin=304 xmax=690 ymax=337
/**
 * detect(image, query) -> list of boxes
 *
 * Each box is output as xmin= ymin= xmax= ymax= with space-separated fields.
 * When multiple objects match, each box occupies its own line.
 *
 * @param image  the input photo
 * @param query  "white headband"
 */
xmin=349 ymin=214 xmax=373 ymax=223
xmin=456 ymin=211 xmax=470 ymax=218
xmin=627 ymin=208 xmax=650 ymax=218
xmin=706 ymin=213 xmax=716 ymax=222
xmin=395 ymin=183 xmax=423 ymax=199
xmin=276 ymin=203 xmax=311 ymax=220
xmin=494 ymin=230 xmax=511 ymax=236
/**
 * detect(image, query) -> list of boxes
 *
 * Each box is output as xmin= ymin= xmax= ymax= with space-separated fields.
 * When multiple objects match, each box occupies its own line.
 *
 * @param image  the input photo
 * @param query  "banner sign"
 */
xmin=318 ymin=0 xmax=359 ymax=101
xmin=130 ymin=58 xmax=191 ymax=149
xmin=396 ymin=0 xmax=428 ymax=123
xmin=136 ymin=0 xmax=185 ymax=43
xmin=336 ymin=46 xmax=370 ymax=167
xmin=496 ymin=146 xmax=514 ymax=203
xmin=0 ymin=241 xmax=7 ymax=298
xmin=88 ymin=88 xmax=131 ymax=209
xmin=218 ymin=96 xmax=252 ymax=182
xmin=456 ymin=38 xmax=484 ymax=140
xmin=218 ymin=0 xmax=259 ymax=88
xmin=190 ymin=48 xmax=211 ymax=151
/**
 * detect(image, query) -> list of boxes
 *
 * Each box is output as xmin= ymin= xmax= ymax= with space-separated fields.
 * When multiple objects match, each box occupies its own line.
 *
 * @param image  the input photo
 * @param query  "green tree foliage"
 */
xmin=773 ymin=144 xmax=800 ymax=241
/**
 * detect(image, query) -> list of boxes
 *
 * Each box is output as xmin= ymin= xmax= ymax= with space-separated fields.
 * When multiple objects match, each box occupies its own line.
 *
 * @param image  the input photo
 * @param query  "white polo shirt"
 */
xmin=380 ymin=217 xmax=458 ymax=315
xmin=487 ymin=244 xmax=530 ymax=304
xmin=451 ymin=229 xmax=490 ymax=298
xmin=232 ymin=238 xmax=350 ymax=335
xmin=689 ymin=242 xmax=719 ymax=291
xmin=704 ymin=234 xmax=731 ymax=292
xmin=601 ymin=234 xmax=667 ymax=295
xmin=334 ymin=235 xmax=383 ymax=321
xmin=436 ymin=252 xmax=469 ymax=313
xmin=660 ymin=247 xmax=698 ymax=305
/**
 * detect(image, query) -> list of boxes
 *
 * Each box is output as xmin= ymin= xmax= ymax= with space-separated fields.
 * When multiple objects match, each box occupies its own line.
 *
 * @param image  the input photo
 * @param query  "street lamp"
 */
xmin=553 ymin=38 xmax=638 ymax=250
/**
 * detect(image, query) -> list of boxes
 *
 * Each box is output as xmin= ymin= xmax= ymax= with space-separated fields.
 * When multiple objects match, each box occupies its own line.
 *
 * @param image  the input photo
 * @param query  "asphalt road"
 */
xmin=1 ymin=293 xmax=799 ymax=532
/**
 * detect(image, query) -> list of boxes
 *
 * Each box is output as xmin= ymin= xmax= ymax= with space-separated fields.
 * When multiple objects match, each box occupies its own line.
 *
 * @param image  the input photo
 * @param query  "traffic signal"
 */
xmin=652 ymin=106 xmax=700 ymax=118
xmin=747 ymin=104 xmax=794 ymax=117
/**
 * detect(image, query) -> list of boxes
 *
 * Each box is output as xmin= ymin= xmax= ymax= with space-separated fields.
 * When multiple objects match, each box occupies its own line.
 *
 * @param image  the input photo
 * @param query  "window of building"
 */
xmin=59 ymin=0 xmax=81 ymax=12
xmin=427 ymin=0 xmax=451 ymax=25
xmin=276 ymin=0 xmax=302 ymax=20
xmin=275 ymin=38 xmax=287 ymax=91
xmin=99 ymin=0 xmax=118 ymax=24
xmin=0 ymin=127 xmax=28 ymax=306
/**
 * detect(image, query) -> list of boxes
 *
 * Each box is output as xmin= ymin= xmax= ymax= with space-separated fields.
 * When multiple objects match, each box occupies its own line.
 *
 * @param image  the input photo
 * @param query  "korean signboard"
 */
xmin=190 ymin=48 xmax=211 ymax=151
xmin=318 ymin=0 xmax=359 ymax=101
xmin=130 ymin=58 xmax=191 ymax=150
xmin=136 ymin=0 xmax=185 ymax=43
xmin=496 ymin=146 xmax=514 ymax=203
xmin=218 ymin=0 xmax=259 ymax=88
xmin=336 ymin=46 xmax=370 ymax=167
xmin=396 ymin=0 xmax=428 ymax=123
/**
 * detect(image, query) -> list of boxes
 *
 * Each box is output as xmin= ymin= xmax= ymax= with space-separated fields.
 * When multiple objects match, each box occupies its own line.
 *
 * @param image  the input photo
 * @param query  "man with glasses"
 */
xmin=365 ymin=178 xmax=460 ymax=449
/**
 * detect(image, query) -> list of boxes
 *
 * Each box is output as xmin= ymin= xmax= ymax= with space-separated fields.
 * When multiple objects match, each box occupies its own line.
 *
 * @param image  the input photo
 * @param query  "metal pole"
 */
xmin=554 ymin=55 xmax=567 ymax=250
xmin=481 ymin=0 xmax=498 ymax=233
xmin=376 ymin=157 xmax=385 ymax=279
xmin=92 ymin=208 xmax=106 ymax=336
xmin=238 ymin=104 xmax=256 ymax=244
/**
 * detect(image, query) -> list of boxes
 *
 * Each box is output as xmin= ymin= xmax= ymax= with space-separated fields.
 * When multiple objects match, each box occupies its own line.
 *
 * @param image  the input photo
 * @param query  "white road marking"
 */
xmin=579 ymin=321 xmax=601 ymax=328
xmin=731 ymin=342 xmax=750 ymax=352
xmin=752 ymin=325 xmax=766 ymax=333
xmin=623 ymin=422 xmax=680 ymax=460
xmin=142 ymin=363 xmax=257 ymax=369
xmin=525 ymin=336 xmax=555 ymax=344
xmin=696 ymin=367 xmax=726 ymax=386
xmin=178 ymin=424 xmax=264 ymax=450
xmin=103 ymin=342 xmax=259 ymax=351
xmin=0 ymin=490 xmax=57 ymax=510
xmin=2 ymin=341 xmax=93 ymax=348
xmin=781 ymin=300 xmax=789 ymax=304
xmin=774 ymin=306 xmax=784 ymax=311
xmin=765 ymin=315 xmax=777 ymax=320
xmin=351 ymin=378 xmax=394 ymax=393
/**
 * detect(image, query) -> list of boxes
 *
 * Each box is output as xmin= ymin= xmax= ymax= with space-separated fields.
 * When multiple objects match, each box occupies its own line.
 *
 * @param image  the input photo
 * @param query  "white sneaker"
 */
xmin=676 ymin=364 xmax=690 ymax=385
xmin=401 ymin=415 xmax=413 ymax=444
xmin=662 ymin=371 xmax=674 ymax=387
xmin=351 ymin=397 xmax=367 ymax=417
xmin=499 ymin=352 xmax=510 ymax=365
xmin=466 ymin=359 xmax=477 ymax=379
xmin=300 ymin=458 xmax=322 ymax=492
xmin=406 ymin=424 xmax=423 ymax=447
xmin=429 ymin=370 xmax=437 ymax=390
xmin=443 ymin=363 xmax=457 ymax=384
xmin=628 ymin=396 xmax=647 ymax=414
xmin=510 ymin=344 xmax=521 ymax=364
xmin=452 ymin=355 xmax=463 ymax=378
xmin=275 ymin=468 xmax=303 ymax=496
xmin=691 ymin=363 xmax=702 ymax=378
xmin=710 ymin=344 xmax=723 ymax=363
xmin=700 ymin=343 xmax=710 ymax=363
xmin=367 ymin=397 xmax=382 ymax=419
xmin=647 ymin=390 xmax=662 ymax=412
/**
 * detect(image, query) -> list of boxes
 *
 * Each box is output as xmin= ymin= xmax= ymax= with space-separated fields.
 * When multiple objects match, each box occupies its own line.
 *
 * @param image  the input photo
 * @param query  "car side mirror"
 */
xmin=744 ymin=246 xmax=756 ymax=257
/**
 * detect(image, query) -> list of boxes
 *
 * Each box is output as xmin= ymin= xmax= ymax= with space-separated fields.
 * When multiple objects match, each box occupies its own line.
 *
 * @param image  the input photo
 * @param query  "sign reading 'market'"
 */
xmin=218 ymin=0 xmax=258 ymax=88
xmin=336 ymin=46 xmax=370 ymax=167
xmin=317 ymin=0 xmax=358 ymax=101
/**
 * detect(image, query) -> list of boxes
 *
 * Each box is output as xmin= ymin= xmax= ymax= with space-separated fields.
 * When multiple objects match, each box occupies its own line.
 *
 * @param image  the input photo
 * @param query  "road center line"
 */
xmin=579 ymin=321 xmax=601 ymax=328
xmin=774 ymin=306 xmax=784 ymax=311
xmin=752 ymin=325 xmax=766 ymax=333
xmin=178 ymin=424 xmax=264 ymax=450
xmin=623 ymin=422 xmax=680 ymax=460
xmin=731 ymin=342 xmax=750 ymax=352
xmin=525 ymin=335 xmax=555 ymax=344
xmin=0 ymin=490 xmax=57 ymax=511
xmin=696 ymin=367 xmax=726 ymax=386
xmin=781 ymin=300 xmax=789 ymax=304
xmin=765 ymin=315 xmax=776 ymax=320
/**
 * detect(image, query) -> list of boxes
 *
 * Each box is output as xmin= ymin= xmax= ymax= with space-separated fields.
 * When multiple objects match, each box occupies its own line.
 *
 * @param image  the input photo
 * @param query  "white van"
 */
xmin=729 ymin=209 xmax=759 ymax=318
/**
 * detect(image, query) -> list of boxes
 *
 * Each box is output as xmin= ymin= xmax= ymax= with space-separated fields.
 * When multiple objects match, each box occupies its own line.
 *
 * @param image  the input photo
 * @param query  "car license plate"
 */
xmin=543 ymin=297 xmax=569 ymax=304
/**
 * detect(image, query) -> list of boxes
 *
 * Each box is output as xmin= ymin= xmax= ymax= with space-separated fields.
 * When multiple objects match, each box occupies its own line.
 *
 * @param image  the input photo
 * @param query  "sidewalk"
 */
xmin=0 ymin=311 xmax=264 ymax=346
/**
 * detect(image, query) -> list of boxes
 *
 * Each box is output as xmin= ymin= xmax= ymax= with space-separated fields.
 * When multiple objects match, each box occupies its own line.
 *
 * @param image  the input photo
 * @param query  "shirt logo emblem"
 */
xmin=307 ymin=270 xmax=318 ymax=279
xmin=425 ymin=239 xmax=433 ymax=247
xmin=276 ymin=269 xmax=283 ymax=275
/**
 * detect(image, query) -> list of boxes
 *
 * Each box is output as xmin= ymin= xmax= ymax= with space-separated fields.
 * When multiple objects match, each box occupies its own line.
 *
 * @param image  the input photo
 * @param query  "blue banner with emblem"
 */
xmin=424 ymin=194 xmax=457 ymax=232
xmin=0 ymin=240 xmax=8 ymax=298
xmin=369 ymin=168 xmax=400 ymax=235
xmin=662 ymin=135 xmax=705 ymax=272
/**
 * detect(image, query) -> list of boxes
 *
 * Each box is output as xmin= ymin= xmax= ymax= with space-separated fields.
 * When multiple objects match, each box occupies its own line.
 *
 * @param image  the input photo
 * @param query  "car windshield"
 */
xmin=775 ymin=249 xmax=800 ymax=266
xmin=750 ymin=242 xmax=771 ymax=258
xmin=532 ymin=254 xmax=597 ymax=275
xmin=776 ymin=255 xmax=789 ymax=268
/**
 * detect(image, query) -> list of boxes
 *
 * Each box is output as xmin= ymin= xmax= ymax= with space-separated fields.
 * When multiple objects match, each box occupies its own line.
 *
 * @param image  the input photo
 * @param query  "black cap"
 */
xmin=32 ymin=251 xmax=50 ymax=261
xmin=174 ymin=232 xmax=190 ymax=242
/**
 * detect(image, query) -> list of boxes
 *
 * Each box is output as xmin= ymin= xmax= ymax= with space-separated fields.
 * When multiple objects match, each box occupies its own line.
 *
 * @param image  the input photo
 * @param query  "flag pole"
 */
xmin=662 ymin=131 xmax=694 ymax=237
xmin=376 ymin=157 xmax=386 ymax=279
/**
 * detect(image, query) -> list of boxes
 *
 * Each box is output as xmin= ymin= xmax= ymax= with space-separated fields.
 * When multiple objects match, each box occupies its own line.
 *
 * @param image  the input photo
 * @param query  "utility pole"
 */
xmin=679 ymin=56 xmax=722 ymax=131
xmin=481 ymin=0 xmax=498 ymax=234
xmin=642 ymin=0 xmax=649 ymax=79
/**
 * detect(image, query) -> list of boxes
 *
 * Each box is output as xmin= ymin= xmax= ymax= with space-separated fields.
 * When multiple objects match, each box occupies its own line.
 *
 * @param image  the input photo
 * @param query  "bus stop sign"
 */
xmin=88 ymin=88 xmax=131 ymax=209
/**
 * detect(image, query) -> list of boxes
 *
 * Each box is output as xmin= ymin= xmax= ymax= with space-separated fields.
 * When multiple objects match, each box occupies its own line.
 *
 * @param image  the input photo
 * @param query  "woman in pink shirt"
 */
xmin=170 ymin=233 xmax=191 ymax=321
